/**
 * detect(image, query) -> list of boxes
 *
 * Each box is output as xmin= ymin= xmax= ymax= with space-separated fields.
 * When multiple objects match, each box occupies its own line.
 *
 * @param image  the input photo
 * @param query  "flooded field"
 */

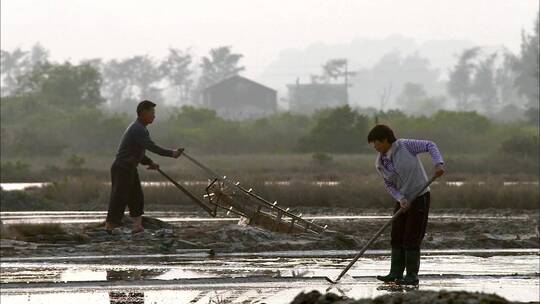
xmin=1 ymin=210 xmax=538 ymax=303
xmin=1 ymin=250 xmax=539 ymax=303
xmin=1 ymin=180 xmax=538 ymax=191
xmin=0 ymin=210 xmax=532 ymax=225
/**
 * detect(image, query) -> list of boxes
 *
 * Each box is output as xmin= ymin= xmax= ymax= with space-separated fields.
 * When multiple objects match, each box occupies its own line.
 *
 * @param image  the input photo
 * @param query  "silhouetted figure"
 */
xmin=105 ymin=100 xmax=183 ymax=233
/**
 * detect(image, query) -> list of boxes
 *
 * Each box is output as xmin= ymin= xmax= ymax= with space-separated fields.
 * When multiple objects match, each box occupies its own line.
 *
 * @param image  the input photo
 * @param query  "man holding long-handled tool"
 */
xmin=369 ymin=124 xmax=445 ymax=285
xmin=326 ymin=124 xmax=444 ymax=285
xmin=105 ymin=100 xmax=183 ymax=234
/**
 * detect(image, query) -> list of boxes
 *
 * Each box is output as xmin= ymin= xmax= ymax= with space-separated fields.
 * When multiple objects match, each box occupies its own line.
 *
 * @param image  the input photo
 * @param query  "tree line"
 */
xmin=1 ymin=45 xmax=245 ymax=112
xmin=0 ymin=13 xmax=537 ymax=160
xmin=1 ymin=93 xmax=537 ymax=159
xmin=1 ymin=11 xmax=537 ymax=119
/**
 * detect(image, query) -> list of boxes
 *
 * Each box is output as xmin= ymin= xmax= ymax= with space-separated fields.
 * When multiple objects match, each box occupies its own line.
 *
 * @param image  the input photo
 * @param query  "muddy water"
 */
xmin=1 ymin=209 xmax=538 ymax=303
xmin=2 ymin=180 xmax=538 ymax=191
xmin=1 ymin=250 xmax=538 ymax=303
xmin=0 ymin=211 xmax=531 ymax=225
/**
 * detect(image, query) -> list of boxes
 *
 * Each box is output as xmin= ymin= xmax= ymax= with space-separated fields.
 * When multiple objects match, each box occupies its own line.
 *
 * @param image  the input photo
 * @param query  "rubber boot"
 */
xmin=397 ymin=248 xmax=420 ymax=285
xmin=376 ymin=247 xmax=405 ymax=282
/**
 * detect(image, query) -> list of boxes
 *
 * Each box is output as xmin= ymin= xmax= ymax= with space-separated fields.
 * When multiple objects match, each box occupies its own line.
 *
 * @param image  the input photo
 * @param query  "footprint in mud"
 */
xmin=376 ymin=282 xmax=419 ymax=292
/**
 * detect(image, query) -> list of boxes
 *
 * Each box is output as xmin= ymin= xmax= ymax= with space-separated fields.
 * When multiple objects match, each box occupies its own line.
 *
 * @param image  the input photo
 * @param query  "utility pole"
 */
xmin=343 ymin=59 xmax=356 ymax=105
xmin=344 ymin=61 xmax=349 ymax=105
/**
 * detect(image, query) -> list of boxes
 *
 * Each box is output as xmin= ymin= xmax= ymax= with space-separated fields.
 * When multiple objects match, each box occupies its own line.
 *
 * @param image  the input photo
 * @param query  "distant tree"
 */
xmin=201 ymin=46 xmax=244 ymax=84
xmin=431 ymin=110 xmax=492 ymax=134
xmin=524 ymin=107 xmax=540 ymax=126
xmin=397 ymin=83 xmax=427 ymax=106
xmin=28 ymin=43 xmax=49 ymax=66
xmin=495 ymin=52 xmax=524 ymax=108
xmin=14 ymin=61 xmax=104 ymax=107
xmin=171 ymin=105 xmax=221 ymax=128
xmin=102 ymin=55 xmax=163 ymax=111
xmin=321 ymin=59 xmax=355 ymax=83
xmin=322 ymin=59 xmax=345 ymax=82
xmin=101 ymin=59 xmax=134 ymax=106
xmin=448 ymin=44 xmax=533 ymax=119
xmin=299 ymin=105 xmax=369 ymax=153
xmin=160 ymin=48 xmax=194 ymax=104
xmin=378 ymin=83 xmax=393 ymax=112
xmin=66 ymin=154 xmax=86 ymax=170
xmin=1 ymin=48 xmax=28 ymax=96
xmin=501 ymin=134 xmax=539 ymax=159
xmin=1 ymin=43 xmax=49 ymax=96
xmin=447 ymin=47 xmax=481 ymax=109
xmin=310 ymin=74 xmax=323 ymax=84
xmin=320 ymin=58 xmax=356 ymax=104
xmin=511 ymin=11 xmax=539 ymax=110
xmin=79 ymin=58 xmax=103 ymax=71
xmin=125 ymin=55 xmax=163 ymax=101
xmin=471 ymin=53 xmax=499 ymax=112
xmin=350 ymin=52 xmax=441 ymax=110
xmin=397 ymin=83 xmax=448 ymax=116
xmin=194 ymin=46 xmax=245 ymax=103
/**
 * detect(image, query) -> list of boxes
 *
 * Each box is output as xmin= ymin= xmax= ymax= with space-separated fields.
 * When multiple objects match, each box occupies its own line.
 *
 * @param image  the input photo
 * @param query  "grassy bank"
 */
xmin=1 ymin=175 xmax=538 ymax=211
xmin=1 ymin=152 xmax=539 ymax=182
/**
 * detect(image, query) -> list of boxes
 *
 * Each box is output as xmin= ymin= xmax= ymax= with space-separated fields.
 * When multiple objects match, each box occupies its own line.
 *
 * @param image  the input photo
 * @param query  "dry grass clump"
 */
xmin=2 ymin=173 xmax=537 ymax=211
xmin=0 ymin=223 xmax=66 ymax=240
xmin=38 ymin=176 xmax=109 ymax=209
xmin=3 ymin=153 xmax=538 ymax=182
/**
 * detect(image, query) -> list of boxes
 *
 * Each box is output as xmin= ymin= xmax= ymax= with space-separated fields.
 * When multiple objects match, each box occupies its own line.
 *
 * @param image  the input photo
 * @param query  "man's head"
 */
xmin=137 ymin=100 xmax=156 ymax=125
xmin=367 ymin=124 xmax=396 ymax=153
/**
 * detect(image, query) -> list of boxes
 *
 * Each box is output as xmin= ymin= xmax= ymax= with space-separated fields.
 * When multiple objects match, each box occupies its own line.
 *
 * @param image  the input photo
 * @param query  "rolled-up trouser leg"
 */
xmin=106 ymin=162 xmax=136 ymax=225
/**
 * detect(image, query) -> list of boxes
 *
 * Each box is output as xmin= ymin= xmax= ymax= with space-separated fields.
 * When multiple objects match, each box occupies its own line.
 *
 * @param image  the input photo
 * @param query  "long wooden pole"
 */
xmin=326 ymin=175 xmax=437 ymax=284
xmin=157 ymin=167 xmax=215 ymax=216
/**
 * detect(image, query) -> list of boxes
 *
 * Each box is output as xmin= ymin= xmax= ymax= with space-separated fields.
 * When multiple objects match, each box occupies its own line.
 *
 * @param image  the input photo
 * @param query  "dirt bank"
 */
xmin=0 ymin=209 xmax=538 ymax=258
xmin=290 ymin=290 xmax=531 ymax=304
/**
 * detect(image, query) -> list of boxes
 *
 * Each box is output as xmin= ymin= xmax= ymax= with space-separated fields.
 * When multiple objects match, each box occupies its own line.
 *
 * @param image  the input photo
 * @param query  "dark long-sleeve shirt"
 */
xmin=114 ymin=119 xmax=173 ymax=167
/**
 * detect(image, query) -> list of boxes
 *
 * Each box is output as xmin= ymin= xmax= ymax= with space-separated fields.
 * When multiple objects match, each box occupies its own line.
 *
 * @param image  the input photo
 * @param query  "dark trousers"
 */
xmin=391 ymin=192 xmax=430 ymax=250
xmin=106 ymin=161 xmax=144 ymax=225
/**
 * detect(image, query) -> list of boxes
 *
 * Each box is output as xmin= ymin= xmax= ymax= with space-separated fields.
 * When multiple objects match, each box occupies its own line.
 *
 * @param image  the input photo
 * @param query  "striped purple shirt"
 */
xmin=380 ymin=139 xmax=444 ymax=201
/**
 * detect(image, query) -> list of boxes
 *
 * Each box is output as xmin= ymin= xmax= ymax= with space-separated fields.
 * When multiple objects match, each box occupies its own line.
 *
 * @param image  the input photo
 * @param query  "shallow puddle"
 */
xmin=0 ymin=211 xmax=532 ymax=224
xmin=1 ymin=251 xmax=538 ymax=303
xmin=2 ymin=180 xmax=538 ymax=191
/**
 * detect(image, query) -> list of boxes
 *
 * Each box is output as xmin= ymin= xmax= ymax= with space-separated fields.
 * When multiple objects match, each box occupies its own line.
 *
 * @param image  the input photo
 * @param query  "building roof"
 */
xmin=286 ymin=82 xmax=347 ymax=89
xmin=203 ymin=75 xmax=277 ymax=93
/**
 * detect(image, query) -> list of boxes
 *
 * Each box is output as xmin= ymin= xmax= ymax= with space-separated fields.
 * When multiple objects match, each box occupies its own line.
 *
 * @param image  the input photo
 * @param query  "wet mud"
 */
xmin=1 ymin=210 xmax=538 ymax=303
xmin=290 ymin=289 xmax=532 ymax=304
xmin=1 ymin=210 xmax=538 ymax=257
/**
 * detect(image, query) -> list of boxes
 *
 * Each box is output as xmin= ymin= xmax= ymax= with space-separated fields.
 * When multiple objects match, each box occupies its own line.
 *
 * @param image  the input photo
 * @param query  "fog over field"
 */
xmin=1 ymin=2 xmax=539 ymax=303
xmin=2 ymin=1 xmax=538 ymax=109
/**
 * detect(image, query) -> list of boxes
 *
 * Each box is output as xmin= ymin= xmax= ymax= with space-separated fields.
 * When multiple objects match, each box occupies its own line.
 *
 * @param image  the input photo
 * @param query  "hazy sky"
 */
xmin=1 ymin=0 xmax=538 ymax=80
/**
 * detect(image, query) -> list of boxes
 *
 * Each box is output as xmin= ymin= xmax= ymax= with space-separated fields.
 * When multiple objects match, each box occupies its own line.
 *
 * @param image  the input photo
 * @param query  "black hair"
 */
xmin=367 ymin=124 xmax=397 ymax=143
xmin=136 ymin=100 xmax=156 ymax=116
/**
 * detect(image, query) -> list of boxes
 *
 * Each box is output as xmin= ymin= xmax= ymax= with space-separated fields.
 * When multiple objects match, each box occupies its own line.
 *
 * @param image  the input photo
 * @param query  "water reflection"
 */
xmin=109 ymin=291 xmax=144 ymax=304
xmin=2 ymin=180 xmax=538 ymax=191
xmin=106 ymin=270 xmax=163 ymax=304
xmin=106 ymin=269 xmax=166 ymax=281
xmin=376 ymin=283 xmax=419 ymax=292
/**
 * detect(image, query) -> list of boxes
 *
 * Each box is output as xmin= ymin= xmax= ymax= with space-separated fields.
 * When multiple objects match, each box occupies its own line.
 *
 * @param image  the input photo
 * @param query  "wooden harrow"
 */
xmin=160 ymin=152 xmax=328 ymax=235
